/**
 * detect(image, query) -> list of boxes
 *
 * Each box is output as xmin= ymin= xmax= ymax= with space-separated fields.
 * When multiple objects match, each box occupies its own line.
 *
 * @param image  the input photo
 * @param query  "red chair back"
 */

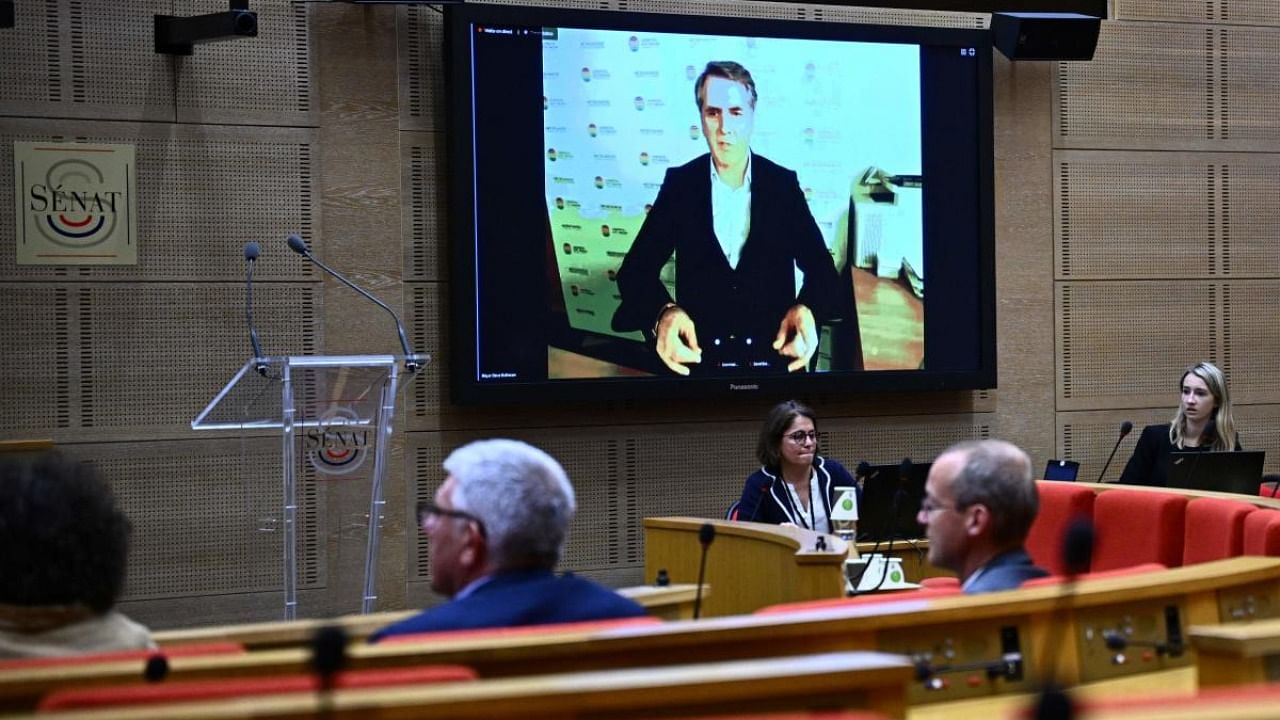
xmin=378 ymin=615 xmax=662 ymax=645
xmin=1025 ymin=481 xmax=1095 ymax=575
xmin=1019 ymin=562 xmax=1166 ymax=588
xmin=1243 ymin=510 xmax=1280 ymax=556
xmin=1183 ymin=497 xmax=1256 ymax=565
xmin=38 ymin=665 xmax=476 ymax=711
xmin=1091 ymin=489 xmax=1187 ymax=571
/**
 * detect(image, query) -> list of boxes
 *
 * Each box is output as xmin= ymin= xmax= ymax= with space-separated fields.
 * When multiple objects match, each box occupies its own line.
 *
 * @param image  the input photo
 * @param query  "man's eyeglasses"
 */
xmin=919 ymin=497 xmax=959 ymax=515
xmin=417 ymin=501 xmax=487 ymax=538
xmin=785 ymin=430 xmax=819 ymax=444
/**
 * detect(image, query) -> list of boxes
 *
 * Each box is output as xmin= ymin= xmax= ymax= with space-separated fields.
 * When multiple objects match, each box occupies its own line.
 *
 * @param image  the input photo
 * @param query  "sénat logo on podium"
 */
xmin=14 ymin=142 xmax=138 ymax=266
xmin=303 ymin=407 xmax=372 ymax=477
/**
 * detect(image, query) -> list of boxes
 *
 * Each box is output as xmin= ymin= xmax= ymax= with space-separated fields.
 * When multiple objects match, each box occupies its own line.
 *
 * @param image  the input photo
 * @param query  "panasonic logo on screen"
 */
xmin=729 ymin=383 xmax=759 ymax=391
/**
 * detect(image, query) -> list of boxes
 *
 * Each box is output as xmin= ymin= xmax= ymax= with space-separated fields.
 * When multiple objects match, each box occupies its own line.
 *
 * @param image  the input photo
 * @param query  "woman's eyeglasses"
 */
xmin=785 ymin=430 xmax=818 ymax=444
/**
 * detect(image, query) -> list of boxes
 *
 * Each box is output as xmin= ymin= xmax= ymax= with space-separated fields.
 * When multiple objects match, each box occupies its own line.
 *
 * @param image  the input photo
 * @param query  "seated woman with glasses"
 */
xmin=734 ymin=400 xmax=857 ymax=532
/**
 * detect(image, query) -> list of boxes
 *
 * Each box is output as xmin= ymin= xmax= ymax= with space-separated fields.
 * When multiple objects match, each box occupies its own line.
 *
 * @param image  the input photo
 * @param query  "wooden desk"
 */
xmin=645 ymin=517 xmax=848 ymax=617
xmin=1189 ymin=617 xmax=1280 ymax=685
xmin=6 ymin=558 xmax=1279 ymax=712
xmin=154 ymin=584 xmax=704 ymax=650
xmin=28 ymin=651 xmax=913 ymax=720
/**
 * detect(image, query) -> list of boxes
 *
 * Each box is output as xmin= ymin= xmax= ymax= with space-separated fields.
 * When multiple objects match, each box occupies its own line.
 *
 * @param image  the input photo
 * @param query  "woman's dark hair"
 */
xmin=0 ymin=453 xmax=131 ymax=613
xmin=755 ymin=400 xmax=817 ymax=470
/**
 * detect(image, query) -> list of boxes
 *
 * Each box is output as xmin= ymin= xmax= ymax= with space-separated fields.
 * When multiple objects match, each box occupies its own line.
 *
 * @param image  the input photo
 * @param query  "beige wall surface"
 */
xmin=0 ymin=0 xmax=1276 ymax=629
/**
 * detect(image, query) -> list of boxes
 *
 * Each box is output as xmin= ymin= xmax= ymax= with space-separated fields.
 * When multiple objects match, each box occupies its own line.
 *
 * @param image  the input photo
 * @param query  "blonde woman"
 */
xmin=1118 ymin=361 xmax=1240 ymax=487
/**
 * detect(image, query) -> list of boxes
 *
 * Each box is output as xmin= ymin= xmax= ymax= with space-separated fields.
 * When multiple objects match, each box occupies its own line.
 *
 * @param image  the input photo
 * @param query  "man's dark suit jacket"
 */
xmin=612 ymin=152 xmax=855 ymax=370
xmin=962 ymin=548 xmax=1048 ymax=594
xmin=368 ymin=569 xmax=647 ymax=641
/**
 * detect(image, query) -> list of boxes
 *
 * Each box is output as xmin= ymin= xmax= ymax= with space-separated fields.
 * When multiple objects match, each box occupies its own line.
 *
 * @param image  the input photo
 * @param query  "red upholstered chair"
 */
xmin=754 ymin=585 xmax=963 ymax=615
xmin=1243 ymin=510 xmax=1280 ymax=556
xmin=918 ymin=576 xmax=961 ymax=590
xmin=1091 ymin=489 xmax=1187 ymax=571
xmin=1025 ymin=481 xmax=1096 ymax=575
xmin=1183 ymin=497 xmax=1257 ymax=565
xmin=0 ymin=641 xmax=244 ymax=671
xmin=378 ymin=616 xmax=662 ymax=645
xmin=37 ymin=665 xmax=477 ymax=711
xmin=1019 ymin=562 xmax=1166 ymax=589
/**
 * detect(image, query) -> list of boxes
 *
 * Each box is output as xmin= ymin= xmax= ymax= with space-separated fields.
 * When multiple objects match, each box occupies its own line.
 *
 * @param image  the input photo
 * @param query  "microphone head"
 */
xmin=1119 ymin=420 xmax=1134 ymax=437
xmin=311 ymin=625 xmax=348 ymax=678
xmin=244 ymin=241 xmax=260 ymax=261
xmin=856 ymin=461 xmax=871 ymax=478
xmin=286 ymin=234 xmax=309 ymax=255
xmin=143 ymin=654 xmax=170 ymax=683
xmin=698 ymin=522 xmax=716 ymax=547
xmin=1062 ymin=517 xmax=1095 ymax=576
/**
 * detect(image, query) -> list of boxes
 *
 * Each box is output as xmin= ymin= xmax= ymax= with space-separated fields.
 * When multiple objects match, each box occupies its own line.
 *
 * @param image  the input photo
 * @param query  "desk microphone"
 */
xmin=311 ymin=625 xmax=348 ymax=719
xmin=243 ymin=242 xmax=268 ymax=376
xmin=693 ymin=522 xmax=715 ymax=620
xmin=286 ymin=234 xmax=424 ymax=373
xmin=745 ymin=475 xmax=774 ymax=522
xmin=1095 ymin=421 xmax=1133 ymax=483
xmin=1032 ymin=517 xmax=1094 ymax=720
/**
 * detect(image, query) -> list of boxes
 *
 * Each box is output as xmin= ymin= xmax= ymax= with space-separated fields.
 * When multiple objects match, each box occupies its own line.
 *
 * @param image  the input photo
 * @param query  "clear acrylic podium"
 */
xmin=193 ymin=354 xmax=426 ymax=619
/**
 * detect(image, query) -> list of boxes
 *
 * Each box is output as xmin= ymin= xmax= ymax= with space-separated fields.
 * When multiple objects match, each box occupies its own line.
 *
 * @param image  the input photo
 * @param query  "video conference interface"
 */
xmin=454 ymin=9 xmax=990 ymax=387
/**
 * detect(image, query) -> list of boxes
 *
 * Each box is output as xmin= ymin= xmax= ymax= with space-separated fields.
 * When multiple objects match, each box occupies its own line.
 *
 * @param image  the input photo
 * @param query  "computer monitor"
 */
xmin=1167 ymin=450 xmax=1265 ymax=496
xmin=857 ymin=461 xmax=931 ymax=542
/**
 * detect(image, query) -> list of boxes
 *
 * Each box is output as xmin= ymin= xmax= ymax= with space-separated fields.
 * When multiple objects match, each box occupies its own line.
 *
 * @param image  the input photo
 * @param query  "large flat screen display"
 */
xmin=445 ymin=3 xmax=995 ymax=404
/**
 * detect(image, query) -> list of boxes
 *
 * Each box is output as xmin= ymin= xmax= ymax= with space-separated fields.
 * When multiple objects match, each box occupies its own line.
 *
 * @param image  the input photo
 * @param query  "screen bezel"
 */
xmin=444 ymin=3 xmax=996 ymax=405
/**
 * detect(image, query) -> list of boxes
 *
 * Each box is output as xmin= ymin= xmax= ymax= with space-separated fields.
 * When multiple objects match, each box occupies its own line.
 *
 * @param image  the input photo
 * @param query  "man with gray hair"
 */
xmin=917 ymin=439 xmax=1048 ymax=593
xmin=371 ymin=439 xmax=644 ymax=639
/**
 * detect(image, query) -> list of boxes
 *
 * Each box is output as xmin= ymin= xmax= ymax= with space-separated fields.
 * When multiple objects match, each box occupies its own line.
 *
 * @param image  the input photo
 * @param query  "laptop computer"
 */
xmin=1167 ymin=450 xmax=1265 ymax=495
xmin=857 ymin=461 xmax=931 ymax=542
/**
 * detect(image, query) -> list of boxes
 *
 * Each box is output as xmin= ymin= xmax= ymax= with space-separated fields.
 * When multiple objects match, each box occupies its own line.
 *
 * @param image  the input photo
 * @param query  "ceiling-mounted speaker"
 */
xmin=991 ymin=12 xmax=1100 ymax=61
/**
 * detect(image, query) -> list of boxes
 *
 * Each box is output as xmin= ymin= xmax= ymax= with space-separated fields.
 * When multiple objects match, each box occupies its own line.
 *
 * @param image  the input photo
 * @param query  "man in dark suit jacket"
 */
xmin=370 ymin=440 xmax=645 ymax=641
xmin=612 ymin=60 xmax=854 ymax=376
xmin=917 ymin=440 xmax=1048 ymax=594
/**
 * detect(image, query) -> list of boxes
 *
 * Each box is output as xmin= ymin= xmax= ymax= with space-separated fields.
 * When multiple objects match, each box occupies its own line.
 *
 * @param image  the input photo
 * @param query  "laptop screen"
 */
xmin=1167 ymin=450 xmax=1265 ymax=495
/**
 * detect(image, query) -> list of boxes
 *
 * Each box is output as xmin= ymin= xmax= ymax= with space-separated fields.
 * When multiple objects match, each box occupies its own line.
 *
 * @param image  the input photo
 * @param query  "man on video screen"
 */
xmin=612 ymin=61 xmax=850 ymax=376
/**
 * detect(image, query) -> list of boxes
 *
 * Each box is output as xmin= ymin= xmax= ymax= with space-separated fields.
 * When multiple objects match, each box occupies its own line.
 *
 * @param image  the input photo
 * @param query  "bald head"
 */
xmin=939 ymin=439 xmax=1038 ymax=545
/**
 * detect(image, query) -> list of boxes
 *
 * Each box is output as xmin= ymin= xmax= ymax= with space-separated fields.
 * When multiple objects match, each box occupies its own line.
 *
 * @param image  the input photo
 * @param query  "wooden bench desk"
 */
xmin=18 ymin=651 xmax=913 ymax=720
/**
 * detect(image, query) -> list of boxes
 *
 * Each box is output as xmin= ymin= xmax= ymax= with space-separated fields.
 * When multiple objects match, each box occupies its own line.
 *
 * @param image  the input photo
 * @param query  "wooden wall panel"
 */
xmin=1055 ymin=22 xmax=1214 ymax=150
xmin=1055 ymin=152 xmax=1216 ymax=280
xmin=175 ymin=0 xmax=316 ymax=126
xmin=1057 ymin=281 xmax=1221 ymax=410
xmin=1223 ymin=282 xmax=1280 ymax=404
xmin=1116 ymin=0 xmax=1280 ymax=27
xmin=0 ymin=120 xmax=320 ymax=282
xmin=1057 ymin=20 xmax=1280 ymax=151
xmin=52 ymin=437 xmax=323 ymax=628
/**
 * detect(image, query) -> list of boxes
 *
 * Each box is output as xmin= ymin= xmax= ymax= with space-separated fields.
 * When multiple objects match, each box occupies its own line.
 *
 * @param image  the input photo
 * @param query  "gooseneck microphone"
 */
xmin=693 ymin=522 xmax=715 ymax=620
xmin=1032 ymin=517 xmax=1094 ymax=720
xmin=244 ymin=242 xmax=268 ymax=376
xmin=286 ymin=234 xmax=423 ymax=373
xmin=311 ymin=625 xmax=348 ymax=719
xmin=745 ymin=475 xmax=774 ymax=522
xmin=1095 ymin=421 xmax=1133 ymax=483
